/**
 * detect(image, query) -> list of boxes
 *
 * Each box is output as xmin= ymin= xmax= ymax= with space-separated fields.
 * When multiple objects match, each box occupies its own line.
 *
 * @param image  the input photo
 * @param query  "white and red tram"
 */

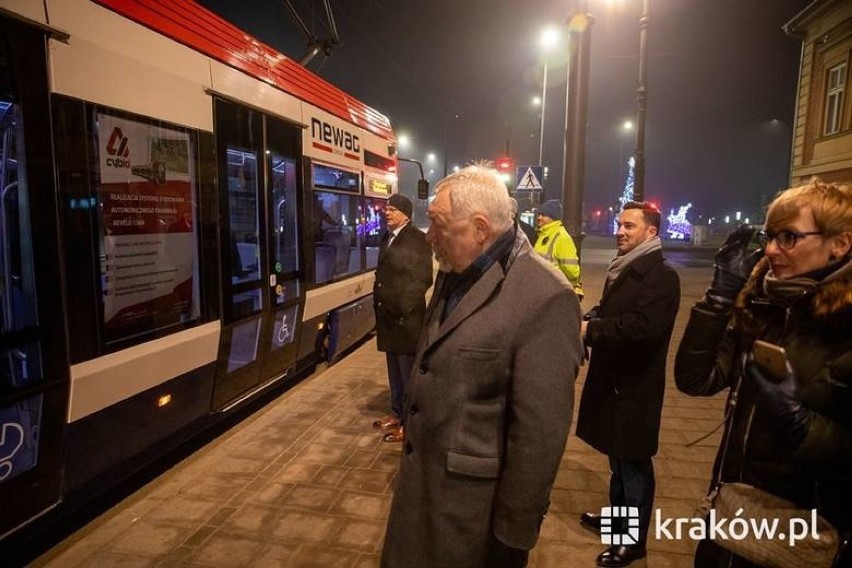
xmin=0 ymin=0 xmax=400 ymax=545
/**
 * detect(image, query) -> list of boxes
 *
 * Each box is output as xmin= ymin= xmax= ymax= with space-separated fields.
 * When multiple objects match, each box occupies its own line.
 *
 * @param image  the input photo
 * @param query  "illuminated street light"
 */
xmin=397 ymin=134 xmax=411 ymax=149
xmin=622 ymin=120 xmax=634 ymax=132
xmin=427 ymin=153 xmax=436 ymax=162
xmin=532 ymin=96 xmax=542 ymax=107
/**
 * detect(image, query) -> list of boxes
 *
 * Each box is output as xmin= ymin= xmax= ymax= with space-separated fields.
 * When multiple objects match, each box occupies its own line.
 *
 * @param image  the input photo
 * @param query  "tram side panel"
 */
xmin=53 ymin=95 xmax=222 ymax=496
xmin=45 ymin=0 xmax=223 ymax=497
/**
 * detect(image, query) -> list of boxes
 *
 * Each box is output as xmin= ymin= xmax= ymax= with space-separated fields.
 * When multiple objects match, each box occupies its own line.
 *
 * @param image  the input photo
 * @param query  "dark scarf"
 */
xmin=762 ymin=257 xmax=851 ymax=309
xmin=441 ymin=227 xmax=517 ymax=323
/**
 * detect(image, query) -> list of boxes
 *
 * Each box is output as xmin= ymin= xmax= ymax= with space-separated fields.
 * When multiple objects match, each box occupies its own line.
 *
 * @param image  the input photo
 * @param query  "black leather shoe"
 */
xmin=596 ymin=544 xmax=647 ymax=567
xmin=580 ymin=511 xmax=602 ymax=535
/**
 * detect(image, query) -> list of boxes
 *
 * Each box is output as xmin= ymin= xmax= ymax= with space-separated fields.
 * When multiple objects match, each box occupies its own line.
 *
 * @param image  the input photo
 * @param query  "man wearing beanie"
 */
xmin=533 ymin=199 xmax=584 ymax=299
xmin=372 ymin=193 xmax=433 ymax=443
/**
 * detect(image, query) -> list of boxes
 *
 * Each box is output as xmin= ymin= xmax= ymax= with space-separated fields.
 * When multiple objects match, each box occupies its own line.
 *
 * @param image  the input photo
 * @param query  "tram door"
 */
xmin=211 ymin=99 xmax=303 ymax=410
xmin=0 ymin=19 xmax=69 ymax=538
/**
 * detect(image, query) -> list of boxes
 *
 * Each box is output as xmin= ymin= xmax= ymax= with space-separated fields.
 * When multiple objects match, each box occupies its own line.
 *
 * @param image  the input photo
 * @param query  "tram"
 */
xmin=0 ymin=0 xmax=401 ymax=544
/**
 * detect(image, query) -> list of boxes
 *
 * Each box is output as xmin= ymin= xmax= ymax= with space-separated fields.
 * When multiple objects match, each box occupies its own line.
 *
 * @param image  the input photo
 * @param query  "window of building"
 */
xmin=824 ymin=61 xmax=847 ymax=136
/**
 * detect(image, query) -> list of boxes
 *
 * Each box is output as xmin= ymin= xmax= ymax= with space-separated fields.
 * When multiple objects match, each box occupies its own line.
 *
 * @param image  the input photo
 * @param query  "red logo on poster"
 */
xmin=106 ymin=127 xmax=130 ymax=168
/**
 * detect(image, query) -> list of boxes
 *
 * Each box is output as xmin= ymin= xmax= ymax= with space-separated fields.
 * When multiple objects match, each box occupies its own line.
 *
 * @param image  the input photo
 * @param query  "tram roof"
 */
xmin=93 ymin=0 xmax=395 ymax=141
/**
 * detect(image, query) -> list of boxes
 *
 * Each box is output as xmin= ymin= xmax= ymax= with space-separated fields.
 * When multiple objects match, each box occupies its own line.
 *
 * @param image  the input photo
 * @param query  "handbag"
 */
xmin=695 ymin=354 xmax=841 ymax=567
xmin=697 ymin=481 xmax=839 ymax=568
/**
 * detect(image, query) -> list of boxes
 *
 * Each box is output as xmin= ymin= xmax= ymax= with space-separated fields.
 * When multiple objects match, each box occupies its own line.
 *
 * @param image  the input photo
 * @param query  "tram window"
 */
xmin=362 ymin=197 xmax=388 ymax=270
xmin=313 ymin=163 xmax=359 ymax=193
xmin=94 ymin=111 xmax=200 ymax=345
xmin=0 ymin=100 xmax=39 ymax=335
xmin=227 ymin=147 xmax=261 ymax=285
xmin=232 ymin=288 xmax=261 ymax=321
xmin=269 ymin=153 xmax=298 ymax=291
xmin=312 ymin=191 xmax=362 ymax=284
xmin=276 ymin=278 xmax=300 ymax=304
xmin=0 ymin=343 xmax=43 ymax=394
xmin=226 ymin=316 xmax=261 ymax=372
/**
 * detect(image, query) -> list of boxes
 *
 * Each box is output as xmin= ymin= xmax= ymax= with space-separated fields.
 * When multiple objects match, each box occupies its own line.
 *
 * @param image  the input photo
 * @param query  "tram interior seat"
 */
xmin=322 ymin=228 xmax=351 ymax=274
xmin=315 ymin=244 xmax=336 ymax=283
xmin=236 ymin=242 xmax=258 ymax=275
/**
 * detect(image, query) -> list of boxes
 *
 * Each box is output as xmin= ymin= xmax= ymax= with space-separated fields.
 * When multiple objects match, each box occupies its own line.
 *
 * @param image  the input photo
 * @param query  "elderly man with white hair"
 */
xmin=380 ymin=164 xmax=584 ymax=568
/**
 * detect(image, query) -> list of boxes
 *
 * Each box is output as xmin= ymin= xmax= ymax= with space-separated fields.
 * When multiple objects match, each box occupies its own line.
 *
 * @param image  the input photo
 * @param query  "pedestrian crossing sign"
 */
xmin=516 ymin=165 xmax=543 ymax=190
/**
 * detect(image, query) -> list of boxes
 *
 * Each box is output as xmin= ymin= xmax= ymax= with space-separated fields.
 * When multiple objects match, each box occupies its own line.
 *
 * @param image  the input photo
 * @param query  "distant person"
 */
xmin=576 ymin=201 xmax=680 ymax=567
xmin=533 ymin=199 xmax=584 ymax=299
xmin=509 ymin=197 xmax=537 ymax=244
xmin=381 ymin=164 xmax=583 ymax=568
xmin=675 ymin=180 xmax=852 ymax=567
xmin=372 ymin=194 xmax=433 ymax=443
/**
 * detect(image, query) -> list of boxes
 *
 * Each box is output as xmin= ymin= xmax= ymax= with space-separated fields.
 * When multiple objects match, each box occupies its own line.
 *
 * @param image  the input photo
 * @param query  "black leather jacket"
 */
xmin=675 ymin=258 xmax=852 ymax=534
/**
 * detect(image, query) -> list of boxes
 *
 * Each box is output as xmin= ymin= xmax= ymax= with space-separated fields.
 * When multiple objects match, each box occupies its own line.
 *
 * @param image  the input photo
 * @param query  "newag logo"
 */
xmin=106 ymin=127 xmax=131 ymax=168
xmin=311 ymin=118 xmax=360 ymax=153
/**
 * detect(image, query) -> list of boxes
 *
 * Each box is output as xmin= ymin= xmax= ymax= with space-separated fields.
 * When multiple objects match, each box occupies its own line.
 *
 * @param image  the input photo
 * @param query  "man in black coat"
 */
xmin=576 ymin=201 xmax=680 ymax=567
xmin=372 ymin=194 xmax=433 ymax=443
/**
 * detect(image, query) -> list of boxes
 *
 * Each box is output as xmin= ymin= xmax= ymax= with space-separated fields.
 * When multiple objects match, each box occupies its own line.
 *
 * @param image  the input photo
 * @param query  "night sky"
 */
xmin=198 ymin=0 xmax=811 ymax=217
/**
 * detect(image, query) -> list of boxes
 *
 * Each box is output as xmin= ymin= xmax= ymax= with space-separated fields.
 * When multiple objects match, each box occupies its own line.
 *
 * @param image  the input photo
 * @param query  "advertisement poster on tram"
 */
xmin=96 ymin=113 xmax=198 ymax=344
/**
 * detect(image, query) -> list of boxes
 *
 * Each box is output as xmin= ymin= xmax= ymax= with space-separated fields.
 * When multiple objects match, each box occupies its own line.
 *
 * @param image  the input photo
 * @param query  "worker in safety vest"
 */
xmin=533 ymin=199 xmax=584 ymax=300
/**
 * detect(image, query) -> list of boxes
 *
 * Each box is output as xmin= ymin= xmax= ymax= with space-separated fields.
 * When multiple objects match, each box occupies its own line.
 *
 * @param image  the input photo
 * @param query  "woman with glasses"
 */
xmin=675 ymin=179 xmax=852 ymax=567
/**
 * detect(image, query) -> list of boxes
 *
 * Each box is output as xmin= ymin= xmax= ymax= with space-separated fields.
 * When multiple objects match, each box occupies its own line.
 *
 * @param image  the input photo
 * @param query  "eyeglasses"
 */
xmin=756 ymin=229 xmax=823 ymax=251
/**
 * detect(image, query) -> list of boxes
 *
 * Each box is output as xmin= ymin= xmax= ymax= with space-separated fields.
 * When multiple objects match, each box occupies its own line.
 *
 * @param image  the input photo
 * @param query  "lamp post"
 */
xmin=442 ymin=113 xmax=461 ymax=178
xmin=562 ymin=2 xmax=593 ymax=258
xmin=633 ymin=0 xmax=650 ymax=202
xmin=537 ymin=27 xmax=560 ymax=167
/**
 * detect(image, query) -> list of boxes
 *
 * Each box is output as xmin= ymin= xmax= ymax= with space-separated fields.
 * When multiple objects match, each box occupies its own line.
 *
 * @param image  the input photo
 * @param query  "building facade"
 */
xmin=785 ymin=0 xmax=852 ymax=184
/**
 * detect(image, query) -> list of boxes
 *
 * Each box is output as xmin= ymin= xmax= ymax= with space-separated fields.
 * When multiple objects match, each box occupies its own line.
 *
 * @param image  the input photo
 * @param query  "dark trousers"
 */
xmin=608 ymin=456 xmax=655 ymax=547
xmin=386 ymin=352 xmax=415 ymax=419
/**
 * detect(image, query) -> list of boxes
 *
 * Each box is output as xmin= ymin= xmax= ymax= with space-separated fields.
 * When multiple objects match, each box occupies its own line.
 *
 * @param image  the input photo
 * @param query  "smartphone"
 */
xmin=751 ymin=340 xmax=788 ymax=382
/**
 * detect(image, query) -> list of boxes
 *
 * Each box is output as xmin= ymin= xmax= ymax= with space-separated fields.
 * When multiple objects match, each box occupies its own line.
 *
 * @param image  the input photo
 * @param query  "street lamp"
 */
xmin=562 ymin=3 xmax=593 ymax=257
xmin=633 ymin=0 xmax=650 ymax=202
xmin=441 ymin=113 xmax=461 ymax=177
xmin=537 ymin=27 xmax=560 ymax=167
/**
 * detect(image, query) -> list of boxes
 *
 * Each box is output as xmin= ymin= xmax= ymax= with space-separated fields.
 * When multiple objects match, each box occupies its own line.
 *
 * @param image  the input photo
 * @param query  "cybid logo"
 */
xmin=600 ymin=506 xmax=641 ymax=546
xmin=106 ymin=127 xmax=131 ymax=168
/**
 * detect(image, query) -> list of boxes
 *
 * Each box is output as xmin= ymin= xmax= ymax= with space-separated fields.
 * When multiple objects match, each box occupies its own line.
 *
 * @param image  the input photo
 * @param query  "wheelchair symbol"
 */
xmin=0 ymin=422 xmax=25 ymax=481
xmin=278 ymin=314 xmax=292 ymax=344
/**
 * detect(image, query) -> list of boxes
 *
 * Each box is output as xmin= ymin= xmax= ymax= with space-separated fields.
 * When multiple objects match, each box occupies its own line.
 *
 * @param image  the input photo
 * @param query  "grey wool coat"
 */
xmin=576 ymin=248 xmax=680 ymax=460
xmin=381 ymin=231 xmax=583 ymax=568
